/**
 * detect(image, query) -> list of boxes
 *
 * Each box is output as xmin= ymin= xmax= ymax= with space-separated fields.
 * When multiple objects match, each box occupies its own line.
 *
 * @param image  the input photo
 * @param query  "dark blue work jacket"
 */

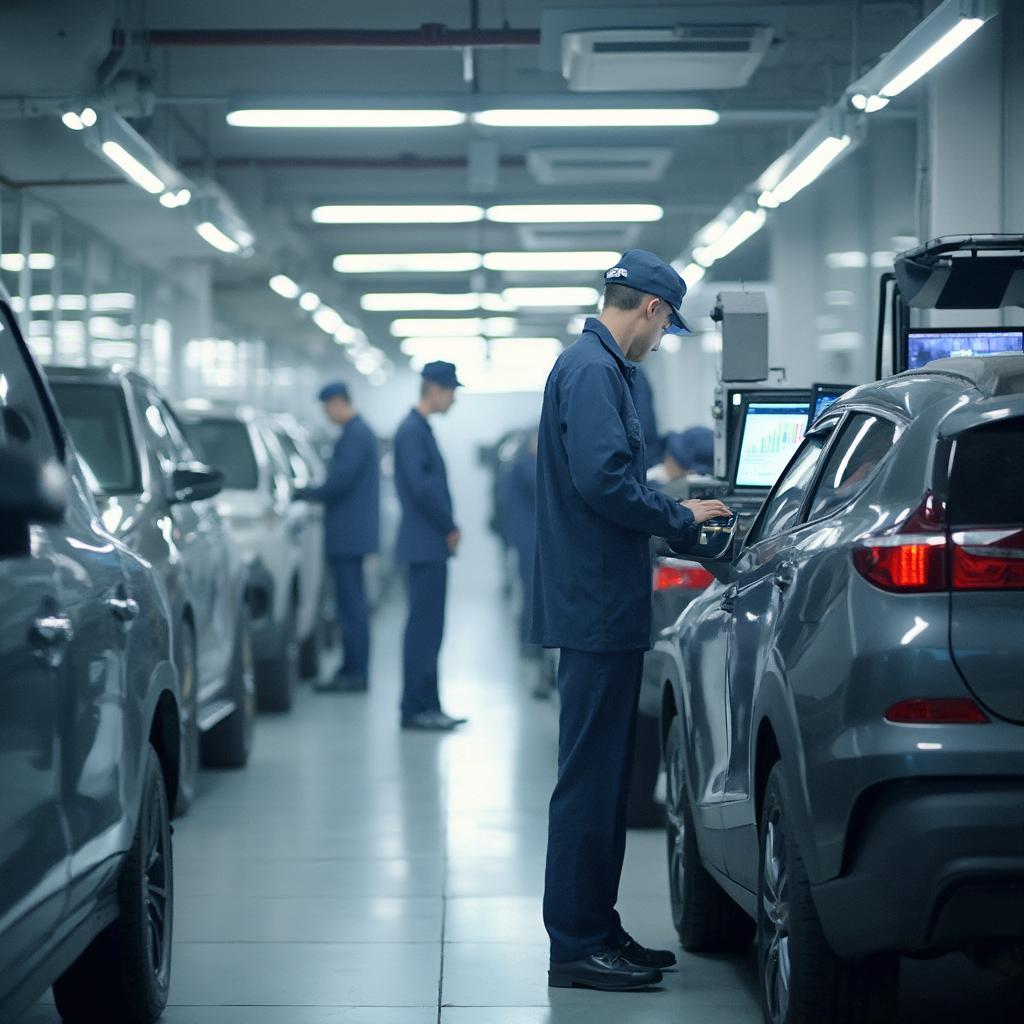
xmin=530 ymin=319 xmax=699 ymax=652
xmin=394 ymin=408 xmax=456 ymax=564
xmin=298 ymin=415 xmax=380 ymax=558
xmin=632 ymin=366 xmax=663 ymax=468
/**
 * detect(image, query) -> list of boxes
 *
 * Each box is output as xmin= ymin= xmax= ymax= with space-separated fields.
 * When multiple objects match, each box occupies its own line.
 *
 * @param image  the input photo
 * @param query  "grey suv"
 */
xmin=650 ymin=355 xmax=1024 ymax=1024
xmin=0 ymin=298 xmax=180 ymax=1022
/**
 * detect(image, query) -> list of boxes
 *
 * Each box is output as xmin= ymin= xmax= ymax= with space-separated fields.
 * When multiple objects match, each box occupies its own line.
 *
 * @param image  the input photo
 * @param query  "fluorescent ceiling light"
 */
xmin=361 ymin=292 xmax=493 ymax=312
xmin=758 ymin=135 xmax=852 ymax=207
xmin=312 ymin=205 xmax=484 ymax=224
xmin=482 ymin=251 xmax=618 ymax=272
xmin=91 ymin=292 xmax=135 ymax=311
xmin=826 ymin=251 xmax=868 ymax=269
xmin=269 ymin=274 xmax=301 ymax=299
xmin=679 ymin=262 xmax=706 ymax=287
xmin=851 ymin=93 xmax=890 ymax=113
xmin=101 ymin=140 xmax=166 ymax=195
xmin=334 ymin=321 xmax=366 ymax=346
xmin=334 ymin=253 xmax=483 ymax=274
xmin=881 ymin=17 xmax=984 ymax=98
xmin=196 ymin=221 xmax=241 ymax=254
xmin=227 ymin=109 xmax=466 ymax=128
xmin=159 ymin=188 xmax=191 ymax=208
xmin=473 ymin=109 xmax=718 ymax=128
xmin=312 ymin=306 xmax=343 ymax=334
xmin=501 ymin=287 xmax=599 ymax=307
xmin=0 ymin=252 xmax=55 ymax=272
xmin=390 ymin=317 xmax=517 ymax=338
xmin=486 ymin=204 xmax=662 ymax=224
xmin=693 ymin=209 xmax=766 ymax=267
xmin=299 ymin=291 xmax=320 ymax=311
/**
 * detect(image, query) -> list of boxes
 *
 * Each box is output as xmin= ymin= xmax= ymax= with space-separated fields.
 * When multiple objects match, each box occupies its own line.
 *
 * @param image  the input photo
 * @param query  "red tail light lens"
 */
xmin=653 ymin=563 xmax=714 ymax=592
xmin=852 ymin=536 xmax=948 ymax=592
xmin=885 ymin=698 xmax=990 ymax=724
xmin=951 ymin=528 xmax=1024 ymax=590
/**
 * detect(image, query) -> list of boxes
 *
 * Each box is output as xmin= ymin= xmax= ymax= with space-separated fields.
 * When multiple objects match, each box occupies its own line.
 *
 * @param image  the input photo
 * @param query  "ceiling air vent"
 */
xmin=562 ymin=25 xmax=774 ymax=91
xmin=528 ymin=147 xmax=673 ymax=185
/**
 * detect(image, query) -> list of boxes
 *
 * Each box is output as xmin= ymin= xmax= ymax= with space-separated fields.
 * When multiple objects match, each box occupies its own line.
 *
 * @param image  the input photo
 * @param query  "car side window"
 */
xmin=747 ymin=432 xmax=831 ymax=546
xmin=139 ymin=388 xmax=189 ymax=469
xmin=807 ymin=413 xmax=897 ymax=521
xmin=0 ymin=305 xmax=60 ymax=463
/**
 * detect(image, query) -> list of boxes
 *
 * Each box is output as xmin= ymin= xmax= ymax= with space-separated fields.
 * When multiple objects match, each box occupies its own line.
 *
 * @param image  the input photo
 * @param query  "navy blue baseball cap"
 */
xmin=604 ymin=249 xmax=691 ymax=334
xmin=665 ymin=427 xmax=714 ymax=474
xmin=318 ymin=380 xmax=351 ymax=402
xmin=421 ymin=360 xmax=462 ymax=389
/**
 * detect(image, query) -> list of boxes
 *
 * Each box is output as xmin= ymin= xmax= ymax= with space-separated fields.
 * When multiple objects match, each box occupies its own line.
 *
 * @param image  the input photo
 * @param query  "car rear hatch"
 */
xmin=942 ymin=395 xmax=1024 ymax=722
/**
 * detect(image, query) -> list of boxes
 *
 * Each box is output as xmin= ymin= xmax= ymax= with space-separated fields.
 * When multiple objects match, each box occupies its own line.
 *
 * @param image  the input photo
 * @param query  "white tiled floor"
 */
xmin=26 ymin=561 xmax=1024 ymax=1023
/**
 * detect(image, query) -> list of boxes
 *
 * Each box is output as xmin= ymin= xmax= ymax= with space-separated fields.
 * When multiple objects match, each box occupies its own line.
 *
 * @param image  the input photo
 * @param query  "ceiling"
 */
xmin=0 ymin=0 xmax=921 ymax=364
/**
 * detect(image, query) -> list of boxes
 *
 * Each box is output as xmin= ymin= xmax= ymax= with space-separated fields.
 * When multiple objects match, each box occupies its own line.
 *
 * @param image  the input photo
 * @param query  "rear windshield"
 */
xmin=49 ymin=381 xmax=141 ymax=494
xmin=184 ymin=418 xmax=259 ymax=490
xmin=949 ymin=419 xmax=1024 ymax=526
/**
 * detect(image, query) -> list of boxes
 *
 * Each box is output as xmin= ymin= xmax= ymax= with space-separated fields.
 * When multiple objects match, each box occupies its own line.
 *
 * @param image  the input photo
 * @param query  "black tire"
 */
xmin=758 ymin=763 xmax=899 ymax=1024
xmin=665 ymin=712 xmax=755 ymax=952
xmin=173 ymin=621 xmax=199 ymax=816
xmin=201 ymin=603 xmax=255 ymax=768
xmin=53 ymin=744 xmax=173 ymax=1023
xmin=255 ymin=598 xmax=298 ymax=712
xmin=627 ymin=710 xmax=665 ymax=829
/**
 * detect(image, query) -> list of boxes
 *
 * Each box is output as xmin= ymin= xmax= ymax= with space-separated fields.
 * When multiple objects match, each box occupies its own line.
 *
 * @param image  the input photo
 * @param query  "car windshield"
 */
xmin=49 ymin=380 xmax=141 ymax=494
xmin=184 ymin=417 xmax=259 ymax=490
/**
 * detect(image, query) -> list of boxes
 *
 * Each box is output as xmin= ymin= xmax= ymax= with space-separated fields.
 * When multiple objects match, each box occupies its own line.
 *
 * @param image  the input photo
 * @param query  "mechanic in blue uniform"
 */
xmin=630 ymin=365 xmax=662 ymax=468
xmin=294 ymin=381 xmax=380 ymax=692
xmin=394 ymin=361 xmax=468 ymax=732
xmin=532 ymin=250 xmax=732 ymax=992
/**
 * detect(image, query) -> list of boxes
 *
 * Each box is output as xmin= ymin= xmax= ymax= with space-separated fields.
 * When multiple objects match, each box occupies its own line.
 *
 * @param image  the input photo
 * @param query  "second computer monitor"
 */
xmin=810 ymin=383 xmax=853 ymax=423
xmin=733 ymin=394 xmax=811 ymax=490
xmin=906 ymin=328 xmax=1024 ymax=370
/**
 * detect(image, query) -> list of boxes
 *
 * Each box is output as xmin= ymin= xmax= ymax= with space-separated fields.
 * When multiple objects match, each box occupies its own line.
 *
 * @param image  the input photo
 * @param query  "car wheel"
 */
xmin=255 ymin=598 xmax=298 ymax=712
xmin=758 ymin=763 xmax=898 ymax=1024
xmin=200 ymin=603 xmax=255 ymax=768
xmin=665 ymin=712 xmax=755 ymax=952
xmin=173 ymin=622 xmax=199 ymax=816
xmin=53 ymin=744 xmax=173 ymax=1023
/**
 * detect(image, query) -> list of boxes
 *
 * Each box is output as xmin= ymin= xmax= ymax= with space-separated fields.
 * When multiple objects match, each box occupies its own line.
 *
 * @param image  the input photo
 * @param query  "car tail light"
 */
xmin=653 ymin=563 xmax=714 ymax=592
xmin=885 ymin=698 xmax=990 ymax=724
xmin=951 ymin=528 xmax=1024 ymax=590
xmin=852 ymin=535 xmax=948 ymax=592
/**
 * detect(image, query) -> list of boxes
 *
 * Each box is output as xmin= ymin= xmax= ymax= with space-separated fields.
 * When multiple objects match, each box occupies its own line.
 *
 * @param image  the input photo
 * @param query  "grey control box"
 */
xmin=714 ymin=291 xmax=769 ymax=382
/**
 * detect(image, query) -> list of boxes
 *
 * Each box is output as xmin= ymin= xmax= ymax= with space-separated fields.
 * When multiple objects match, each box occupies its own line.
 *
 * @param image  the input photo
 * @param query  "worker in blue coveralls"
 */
xmin=294 ymin=381 xmax=380 ymax=692
xmin=533 ymin=250 xmax=732 ymax=992
xmin=394 ymin=361 xmax=468 ymax=732
xmin=630 ymin=366 xmax=663 ymax=468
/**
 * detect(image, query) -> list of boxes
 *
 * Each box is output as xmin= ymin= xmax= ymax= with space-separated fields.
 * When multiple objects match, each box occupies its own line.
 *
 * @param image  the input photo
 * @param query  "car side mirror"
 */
xmin=669 ymin=515 xmax=739 ymax=583
xmin=0 ymin=446 xmax=68 ymax=558
xmin=170 ymin=462 xmax=224 ymax=504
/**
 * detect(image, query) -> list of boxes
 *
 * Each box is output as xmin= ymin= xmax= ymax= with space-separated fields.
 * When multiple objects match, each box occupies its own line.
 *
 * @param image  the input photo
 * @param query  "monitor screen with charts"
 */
xmin=906 ymin=329 xmax=1024 ymax=370
xmin=734 ymin=399 xmax=810 ymax=490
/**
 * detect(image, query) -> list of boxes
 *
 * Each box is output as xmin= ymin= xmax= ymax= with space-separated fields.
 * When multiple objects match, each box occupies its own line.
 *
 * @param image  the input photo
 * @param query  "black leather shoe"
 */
xmin=548 ymin=950 xmax=663 ymax=991
xmin=617 ymin=934 xmax=677 ymax=970
xmin=401 ymin=712 xmax=457 ymax=732
xmin=436 ymin=710 xmax=468 ymax=727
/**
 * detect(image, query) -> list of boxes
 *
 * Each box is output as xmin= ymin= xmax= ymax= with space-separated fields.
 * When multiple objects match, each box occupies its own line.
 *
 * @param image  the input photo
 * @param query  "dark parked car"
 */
xmin=47 ymin=367 xmax=254 ymax=814
xmin=651 ymin=354 xmax=1024 ymax=1024
xmin=0 ymin=297 xmax=180 ymax=1022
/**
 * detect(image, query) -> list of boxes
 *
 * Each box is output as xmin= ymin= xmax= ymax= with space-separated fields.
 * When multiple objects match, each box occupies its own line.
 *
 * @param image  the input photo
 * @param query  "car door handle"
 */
xmin=720 ymin=587 xmax=737 ymax=613
xmin=774 ymin=562 xmax=796 ymax=591
xmin=32 ymin=613 xmax=74 ymax=647
xmin=106 ymin=594 xmax=140 ymax=622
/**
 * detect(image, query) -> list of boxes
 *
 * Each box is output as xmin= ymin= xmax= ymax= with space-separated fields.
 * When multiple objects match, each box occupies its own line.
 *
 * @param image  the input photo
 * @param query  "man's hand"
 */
xmin=681 ymin=498 xmax=733 ymax=525
xmin=446 ymin=529 xmax=462 ymax=555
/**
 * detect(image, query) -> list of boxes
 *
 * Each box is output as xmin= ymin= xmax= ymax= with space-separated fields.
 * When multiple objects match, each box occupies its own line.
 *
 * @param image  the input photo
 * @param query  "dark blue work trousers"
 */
xmin=401 ymin=561 xmax=447 ymax=720
xmin=330 ymin=556 xmax=370 ymax=678
xmin=544 ymin=648 xmax=644 ymax=963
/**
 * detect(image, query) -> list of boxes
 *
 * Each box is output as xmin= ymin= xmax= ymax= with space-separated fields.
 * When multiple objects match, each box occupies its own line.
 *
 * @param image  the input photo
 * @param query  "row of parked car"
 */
xmin=0 ymin=289 xmax=341 ymax=1022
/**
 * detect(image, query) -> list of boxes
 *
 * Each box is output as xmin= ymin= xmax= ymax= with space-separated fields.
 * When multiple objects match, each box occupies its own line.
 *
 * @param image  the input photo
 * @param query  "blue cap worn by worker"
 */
xmin=604 ymin=249 xmax=691 ymax=334
xmin=318 ymin=380 xmax=351 ymax=403
xmin=421 ymin=360 xmax=463 ymax=389
xmin=665 ymin=427 xmax=714 ymax=475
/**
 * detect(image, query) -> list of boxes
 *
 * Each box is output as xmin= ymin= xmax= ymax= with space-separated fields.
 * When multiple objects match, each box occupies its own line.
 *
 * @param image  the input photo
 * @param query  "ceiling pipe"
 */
xmin=122 ymin=26 xmax=541 ymax=49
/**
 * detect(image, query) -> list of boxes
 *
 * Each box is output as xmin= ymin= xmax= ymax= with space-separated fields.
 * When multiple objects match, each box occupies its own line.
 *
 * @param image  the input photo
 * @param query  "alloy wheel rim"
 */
xmin=762 ymin=815 xmax=791 ymax=1024
xmin=144 ymin=784 xmax=171 ymax=981
xmin=665 ymin=728 xmax=686 ymax=912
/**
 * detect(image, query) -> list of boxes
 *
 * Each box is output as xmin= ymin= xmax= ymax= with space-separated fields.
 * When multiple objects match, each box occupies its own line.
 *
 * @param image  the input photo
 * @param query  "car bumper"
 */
xmin=812 ymin=778 xmax=1024 ymax=958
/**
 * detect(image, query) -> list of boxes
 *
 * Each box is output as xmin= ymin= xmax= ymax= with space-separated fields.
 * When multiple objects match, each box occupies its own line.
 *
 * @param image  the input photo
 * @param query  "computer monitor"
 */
xmin=722 ymin=388 xmax=810 ymax=483
xmin=906 ymin=328 xmax=1024 ymax=370
xmin=733 ymin=396 xmax=811 ymax=490
xmin=810 ymin=383 xmax=852 ymax=424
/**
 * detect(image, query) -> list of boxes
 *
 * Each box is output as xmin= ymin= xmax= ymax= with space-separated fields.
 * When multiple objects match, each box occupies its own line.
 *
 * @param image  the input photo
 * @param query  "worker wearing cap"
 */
xmin=294 ymin=381 xmax=380 ymax=692
xmin=650 ymin=426 xmax=715 ymax=501
xmin=394 ymin=361 xmax=468 ymax=732
xmin=533 ymin=250 xmax=732 ymax=991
